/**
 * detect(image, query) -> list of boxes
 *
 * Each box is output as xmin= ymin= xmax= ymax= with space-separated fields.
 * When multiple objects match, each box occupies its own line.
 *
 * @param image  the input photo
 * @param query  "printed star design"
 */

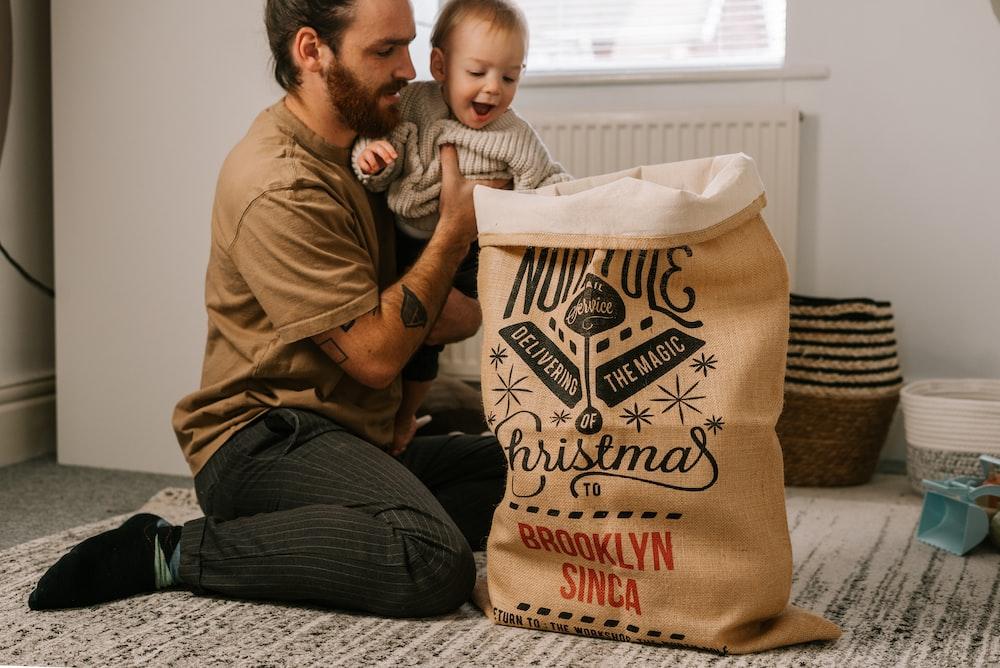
xmin=621 ymin=403 xmax=653 ymax=433
xmin=550 ymin=409 xmax=571 ymax=426
xmin=652 ymin=375 xmax=706 ymax=425
xmin=491 ymin=366 xmax=533 ymax=417
xmin=690 ymin=353 xmax=718 ymax=378
xmin=704 ymin=415 xmax=725 ymax=435
xmin=489 ymin=345 xmax=509 ymax=370
xmin=487 ymin=412 xmax=497 ymax=427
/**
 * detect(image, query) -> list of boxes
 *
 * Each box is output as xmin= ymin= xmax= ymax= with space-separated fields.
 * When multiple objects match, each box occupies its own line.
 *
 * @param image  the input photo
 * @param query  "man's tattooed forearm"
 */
xmin=340 ymin=319 xmax=355 ymax=332
xmin=400 ymin=285 xmax=428 ymax=328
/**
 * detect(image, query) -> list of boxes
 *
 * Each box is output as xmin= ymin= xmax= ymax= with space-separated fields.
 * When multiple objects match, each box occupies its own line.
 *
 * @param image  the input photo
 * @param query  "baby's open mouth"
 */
xmin=472 ymin=102 xmax=495 ymax=118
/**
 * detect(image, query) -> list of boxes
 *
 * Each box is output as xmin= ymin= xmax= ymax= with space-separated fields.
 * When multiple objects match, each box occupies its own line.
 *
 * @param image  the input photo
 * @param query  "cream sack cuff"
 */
xmin=474 ymin=153 xmax=766 ymax=249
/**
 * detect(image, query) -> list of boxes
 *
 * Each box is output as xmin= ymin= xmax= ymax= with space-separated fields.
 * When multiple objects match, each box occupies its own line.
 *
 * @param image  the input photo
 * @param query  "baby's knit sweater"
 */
xmin=352 ymin=81 xmax=572 ymax=238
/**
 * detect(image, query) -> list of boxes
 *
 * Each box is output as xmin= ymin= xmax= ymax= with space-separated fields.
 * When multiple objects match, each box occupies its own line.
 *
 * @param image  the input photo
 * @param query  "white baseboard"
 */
xmin=0 ymin=375 xmax=56 ymax=467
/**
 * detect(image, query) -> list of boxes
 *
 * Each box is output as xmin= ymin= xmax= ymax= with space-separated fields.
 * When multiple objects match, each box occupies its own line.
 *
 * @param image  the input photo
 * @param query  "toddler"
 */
xmin=353 ymin=0 xmax=572 ymax=451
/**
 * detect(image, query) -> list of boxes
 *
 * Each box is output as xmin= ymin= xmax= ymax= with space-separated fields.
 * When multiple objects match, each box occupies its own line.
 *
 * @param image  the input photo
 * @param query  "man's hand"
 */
xmin=436 ymin=145 xmax=478 ymax=248
xmin=436 ymin=145 xmax=510 ymax=249
xmin=357 ymin=140 xmax=397 ymax=175
xmin=426 ymin=288 xmax=482 ymax=346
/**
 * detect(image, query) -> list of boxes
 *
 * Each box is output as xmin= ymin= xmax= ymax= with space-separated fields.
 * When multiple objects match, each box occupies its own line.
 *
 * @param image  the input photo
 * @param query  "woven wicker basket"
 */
xmin=776 ymin=295 xmax=903 ymax=486
xmin=901 ymin=378 xmax=1000 ymax=493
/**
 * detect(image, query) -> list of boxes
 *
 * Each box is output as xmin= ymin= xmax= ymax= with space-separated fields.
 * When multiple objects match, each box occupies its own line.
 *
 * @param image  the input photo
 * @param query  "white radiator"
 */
xmin=441 ymin=105 xmax=802 ymax=381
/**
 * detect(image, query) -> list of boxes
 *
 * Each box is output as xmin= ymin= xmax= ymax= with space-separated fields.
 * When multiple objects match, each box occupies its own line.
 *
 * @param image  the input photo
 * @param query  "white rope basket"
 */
xmin=901 ymin=378 xmax=1000 ymax=492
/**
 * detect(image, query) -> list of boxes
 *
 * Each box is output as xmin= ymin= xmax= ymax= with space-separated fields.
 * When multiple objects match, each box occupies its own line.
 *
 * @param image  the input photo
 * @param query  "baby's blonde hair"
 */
xmin=430 ymin=0 xmax=529 ymax=51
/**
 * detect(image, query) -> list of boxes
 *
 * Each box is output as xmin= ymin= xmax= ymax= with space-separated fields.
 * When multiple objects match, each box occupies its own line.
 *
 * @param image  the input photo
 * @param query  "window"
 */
xmin=518 ymin=0 xmax=786 ymax=76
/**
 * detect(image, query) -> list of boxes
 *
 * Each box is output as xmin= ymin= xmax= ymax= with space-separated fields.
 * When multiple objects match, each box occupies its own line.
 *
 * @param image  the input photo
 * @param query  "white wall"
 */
xmin=788 ymin=1 xmax=1000 ymax=459
xmin=0 ymin=0 xmax=55 ymax=467
xmin=53 ymin=0 xmax=1000 ymax=474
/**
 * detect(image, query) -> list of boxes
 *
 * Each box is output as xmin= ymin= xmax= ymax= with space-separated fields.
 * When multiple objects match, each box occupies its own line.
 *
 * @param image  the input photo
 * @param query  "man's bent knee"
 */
xmin=368 ymin=531 xmax=476 ymax=618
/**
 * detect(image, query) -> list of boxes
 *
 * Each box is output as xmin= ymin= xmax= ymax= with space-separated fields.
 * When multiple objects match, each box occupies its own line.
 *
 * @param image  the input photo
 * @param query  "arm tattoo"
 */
xmin=340 ymin=319 xmax=355 ymax=332
xmin=316 ymin=337 xmax=349 ymax=364
xmin=400 ymin=285 xmax=428 ymax=328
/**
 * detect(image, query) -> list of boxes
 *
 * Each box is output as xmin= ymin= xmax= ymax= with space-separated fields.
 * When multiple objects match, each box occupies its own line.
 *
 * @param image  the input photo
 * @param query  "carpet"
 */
xmin=2 ymin=476 xmax=998 ymax=667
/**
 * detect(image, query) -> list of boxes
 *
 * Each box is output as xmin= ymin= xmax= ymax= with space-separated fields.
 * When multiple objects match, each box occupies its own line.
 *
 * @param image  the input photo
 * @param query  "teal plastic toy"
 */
xmin=917 ymin=455 xmax=1000 ymax=555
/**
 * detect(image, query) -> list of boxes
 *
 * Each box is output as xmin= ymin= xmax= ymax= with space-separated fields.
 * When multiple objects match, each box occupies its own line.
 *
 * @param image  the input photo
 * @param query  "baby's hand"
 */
xmin=389 ymin=414 xmax=431 ymax=457
xmin=358 ymin=140 xmax=398 ymax=175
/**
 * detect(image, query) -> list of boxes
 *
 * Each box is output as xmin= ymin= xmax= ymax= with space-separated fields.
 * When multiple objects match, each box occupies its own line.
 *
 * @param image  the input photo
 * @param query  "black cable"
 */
xmin=0 ymin=0 xmax=53 ymax=298
xmin=0 ymin=238 xmax=54 ymax=297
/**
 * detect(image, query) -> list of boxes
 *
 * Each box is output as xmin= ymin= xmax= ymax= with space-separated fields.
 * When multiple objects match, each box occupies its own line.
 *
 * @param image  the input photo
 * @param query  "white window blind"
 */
xmin=516 ymin=0 xmax=786 ymax=75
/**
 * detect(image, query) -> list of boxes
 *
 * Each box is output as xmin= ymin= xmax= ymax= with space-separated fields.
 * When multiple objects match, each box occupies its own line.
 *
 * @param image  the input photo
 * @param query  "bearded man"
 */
xmin=28 ymin=0 xmax=507 ymax=617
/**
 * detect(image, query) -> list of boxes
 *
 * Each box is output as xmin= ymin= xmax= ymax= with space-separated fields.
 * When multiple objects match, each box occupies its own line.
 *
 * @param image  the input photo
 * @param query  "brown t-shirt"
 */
xmin=173 ymin=100 xmax=400 ymax=476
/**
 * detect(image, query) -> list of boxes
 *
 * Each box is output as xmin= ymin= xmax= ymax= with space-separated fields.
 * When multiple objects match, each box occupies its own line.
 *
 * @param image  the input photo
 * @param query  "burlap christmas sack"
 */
xmin=473 ymin=154 xmax=841 ymax=654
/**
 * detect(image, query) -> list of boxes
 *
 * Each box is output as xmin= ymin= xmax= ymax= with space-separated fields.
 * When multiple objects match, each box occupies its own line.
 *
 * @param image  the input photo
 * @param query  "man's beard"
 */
xmin=325 ymin=61 xmax=406 ymax=138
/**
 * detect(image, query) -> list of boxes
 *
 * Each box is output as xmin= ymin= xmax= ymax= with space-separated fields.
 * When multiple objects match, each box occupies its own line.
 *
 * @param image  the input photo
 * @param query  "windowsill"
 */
xmin=519 ymin=65 xmax=830 ymax=87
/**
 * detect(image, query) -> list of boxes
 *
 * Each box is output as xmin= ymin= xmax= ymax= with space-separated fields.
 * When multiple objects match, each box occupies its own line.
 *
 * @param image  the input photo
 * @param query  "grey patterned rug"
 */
xmin=2 ymin=476 xmax=998 ymax=667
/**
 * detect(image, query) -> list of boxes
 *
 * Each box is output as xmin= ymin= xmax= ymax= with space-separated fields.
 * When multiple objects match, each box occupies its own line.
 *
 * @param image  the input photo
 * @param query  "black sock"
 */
xmin=28 ymin=513 xmax=182 ymax=610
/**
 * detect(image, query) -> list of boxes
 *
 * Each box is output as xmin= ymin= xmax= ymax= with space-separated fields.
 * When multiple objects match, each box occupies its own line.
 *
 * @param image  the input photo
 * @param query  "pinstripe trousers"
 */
xmin=177 ymin=408 xmax=507 ymax=617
